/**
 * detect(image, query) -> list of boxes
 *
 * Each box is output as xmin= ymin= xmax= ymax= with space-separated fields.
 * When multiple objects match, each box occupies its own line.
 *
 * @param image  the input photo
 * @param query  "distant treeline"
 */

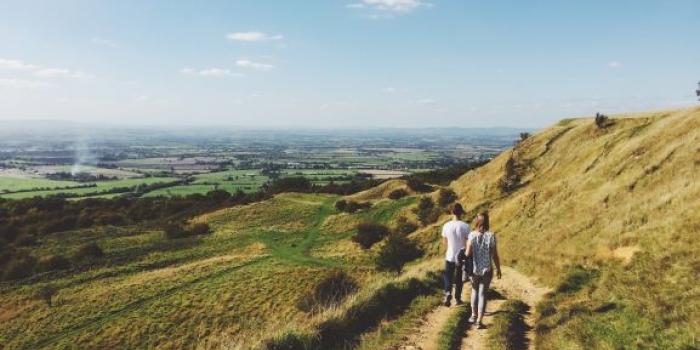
xmin=403 ymin=159 xmax=489 ymax=186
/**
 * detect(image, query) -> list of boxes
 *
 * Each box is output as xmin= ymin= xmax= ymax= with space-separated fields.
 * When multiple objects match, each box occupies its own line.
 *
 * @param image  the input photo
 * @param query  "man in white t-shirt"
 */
xmin=441 ymin=202 xmax=470 ymax=306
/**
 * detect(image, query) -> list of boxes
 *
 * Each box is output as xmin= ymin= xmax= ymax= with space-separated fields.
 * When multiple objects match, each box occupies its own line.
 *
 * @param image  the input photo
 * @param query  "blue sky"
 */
xmin=0 ymin=0 xmax=698 ymax=128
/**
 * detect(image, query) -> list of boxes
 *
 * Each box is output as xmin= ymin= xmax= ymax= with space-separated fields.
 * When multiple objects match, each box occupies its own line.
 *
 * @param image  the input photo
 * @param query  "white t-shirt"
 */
xmin=441 ymin=219 xmax=470 ymax=263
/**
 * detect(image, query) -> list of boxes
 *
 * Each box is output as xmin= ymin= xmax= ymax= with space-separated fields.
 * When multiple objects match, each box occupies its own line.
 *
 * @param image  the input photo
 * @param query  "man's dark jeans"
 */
xmin=443 ymin=260 xmax=463 ymax=301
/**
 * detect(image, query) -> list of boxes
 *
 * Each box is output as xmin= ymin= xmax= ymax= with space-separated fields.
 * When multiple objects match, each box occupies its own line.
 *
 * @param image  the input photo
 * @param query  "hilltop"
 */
xmin=439 ymin=107 xmax=699 ymax=348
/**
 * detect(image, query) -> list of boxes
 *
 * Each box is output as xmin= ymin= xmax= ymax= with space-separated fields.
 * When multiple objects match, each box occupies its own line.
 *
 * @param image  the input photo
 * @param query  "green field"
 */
xmin=0 ymin=175 xmax=80 ymax=193
xmin=0 ymin=177 xmax=178 ymax=199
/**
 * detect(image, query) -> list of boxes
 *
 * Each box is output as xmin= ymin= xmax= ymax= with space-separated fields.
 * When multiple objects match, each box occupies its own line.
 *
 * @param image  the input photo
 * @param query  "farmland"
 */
xmin=0 ymin=126 xmax=522 ymax=200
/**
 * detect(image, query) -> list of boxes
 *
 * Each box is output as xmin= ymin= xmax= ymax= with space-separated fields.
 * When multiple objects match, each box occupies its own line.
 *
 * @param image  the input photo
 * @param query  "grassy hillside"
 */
xmin=0 ymin=192 xmax=428 ymax=349
xmin=440 ymin=107 xmax=700 ymax=349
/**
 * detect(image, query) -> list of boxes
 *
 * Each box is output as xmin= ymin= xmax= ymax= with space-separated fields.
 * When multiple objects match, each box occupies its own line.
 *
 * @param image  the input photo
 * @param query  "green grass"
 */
xmin=0 ymin=177 xmax=178 ymax=199
xmin=0 ymin=192 xmax=414 ymax=349
xmin=486 ymin=300 xmax=529 ymax=350
xmin=0 ymin=175 xmax=79 ymax=193
xmin=437 ymin=305 xmax=471 ymax=350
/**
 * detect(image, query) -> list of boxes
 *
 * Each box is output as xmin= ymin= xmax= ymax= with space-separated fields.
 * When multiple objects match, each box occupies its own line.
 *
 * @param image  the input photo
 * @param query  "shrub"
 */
xmin=406 ymin=178 xmax=433 ymax=193
xmin=394 ymin=216 xmax=418 ymax=235
xmin=37 ymin=285 xmax=58 ymax=307
xmin=345 ymin=201 xmax=371 ymax=213
xmin=14 ymin=233 xmax=37 ymax=246
xmin=437 ymin=188 xmax=457 ymax=207
xmin=164 ymin=222 xmax=188 ymax=239
xmin=188 ymin=222 xmax=211 ymax=235
xmin=37 ymin=255 xmax=71 ymax=272
xmin=334 ymin=199 xmax=347 ymax=212
xmin=72 ymin=243 xmax=104 ymax=263
xmin=2 ymin=255 xmax=37 ymax=280
xmin=413 ymin=197 xmax=440 ymax=226
xmin=594 ymin=112 xmax=609 ymax=128
xmin=520 ymin=132 xmax=531 ymax=141
xmin=296 ymin=269 xmax=359 ymax=312
xmin=388 ymin=188 xmax=408 ymax=200
xmin=352 ymin=223 xmax=389 ymax=249
xmin=376 ymin=233 xmax=422 ymax=274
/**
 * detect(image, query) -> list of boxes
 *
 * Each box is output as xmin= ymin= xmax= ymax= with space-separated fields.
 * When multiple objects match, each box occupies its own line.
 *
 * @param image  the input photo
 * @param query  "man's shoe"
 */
xmin=455 ymin=299 xmax=464 ymax=305
xmin=443 ymin=294 xmax=452 ymax=307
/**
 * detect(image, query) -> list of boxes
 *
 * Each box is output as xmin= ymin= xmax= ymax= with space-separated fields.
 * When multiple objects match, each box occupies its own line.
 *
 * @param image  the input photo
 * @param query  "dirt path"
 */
xmin=460 ymin=266 xmax=549 ymax=350
xmin=400 ymin=303 xmax=459 ymax=350
xmin=398 ymin=266 xmax=548 ymax=350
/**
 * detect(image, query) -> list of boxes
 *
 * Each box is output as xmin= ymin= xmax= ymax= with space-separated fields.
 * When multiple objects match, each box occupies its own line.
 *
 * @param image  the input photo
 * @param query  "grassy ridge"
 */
xmin=446 ymin=107 xmax=700 ymax=348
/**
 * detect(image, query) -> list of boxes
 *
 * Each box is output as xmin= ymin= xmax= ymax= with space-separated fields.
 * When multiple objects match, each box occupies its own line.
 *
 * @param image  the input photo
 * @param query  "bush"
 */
xmin=520 ymin=132 xmax=531 ymax=141
xmin=437 ymin=188 xmax=457 ymax=207
xmin=2 ymin=255 xmax=37 ymax=280
xmin=388 ymin=189 xmax=408 ymax=200
xmin=406 ymin=178 xmax=433 ymax=193
xmin=413 ymin=197 xmax=440 ymax=226
xmin=164 ymin=222 xmax=188 ymax=239
xmin=376 ymin=233 xmax=422 ymax=274
xmin=296 ymin=269 xmax=359 ymax=312
xmin=394 ymin=216 xmax=418 ymax=235
xmin=352 ymin=222 xmax=390 ymax=249
xmin=594 ymin=112 xmax=610 ymax=128
xmin=14 ymin=233 xmax=37 ymax=246
xmin=345 ymin=201 xmax=371 ymax=213
xmin=37 ymin=255 xmax=71 ymax=272
xmin=188 ymin=222 xmax=211 ymax=235
xmin=37 ymin=285 xmax=58 ymax=307
xmin=334 ymin=199 xmax=347 ymax=212
xmin=72 ymin=243 xmax=104 ymax=263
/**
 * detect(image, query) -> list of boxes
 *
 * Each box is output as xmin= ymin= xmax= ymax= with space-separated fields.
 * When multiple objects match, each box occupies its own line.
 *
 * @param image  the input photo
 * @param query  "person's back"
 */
xmin=443 ymin=220 xmax=470 ymax=263
xmin=441 ymin=203 xmax=470 ymax=306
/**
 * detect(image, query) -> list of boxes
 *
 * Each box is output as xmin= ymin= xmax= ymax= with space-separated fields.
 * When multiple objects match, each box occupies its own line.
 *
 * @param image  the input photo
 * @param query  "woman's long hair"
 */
xmin=475 ymin=211 xmax=490 ymax=232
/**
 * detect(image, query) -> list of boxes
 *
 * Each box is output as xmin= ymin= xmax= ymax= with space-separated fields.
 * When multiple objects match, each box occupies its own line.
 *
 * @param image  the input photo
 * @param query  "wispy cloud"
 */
xmin=0 ymin=58 xmax=93 ymax=80
xmin=347 ymin=0 xmax=433 ymax=15
xmin=0 ymin=78 xmax=51 ymax=89
xmin=235 ymin=59 xmax=275 ymax=71
xmin=181 ymin=67 xmax=244 ymax=78
xmin=607 ymin=61 xmax=623 ymax=68
xmin=90 ymin=37 xmax=120 ymax=48
xmin=0 ymin=58 xmax=38 ymax=70
xmin=415 ymin=98 xmax=436 ymax=105
xmin=382 ymin=87 xmax=397 ymax=93
xmin=226 ymin=31 xmax=284 ymax=42
xmin=34 ymin=68 xmax=93 ymax=79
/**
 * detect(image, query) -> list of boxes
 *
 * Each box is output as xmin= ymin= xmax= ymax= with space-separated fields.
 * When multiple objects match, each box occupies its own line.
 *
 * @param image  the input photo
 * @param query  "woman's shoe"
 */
xmin=468 ymin=315 xmax=477 ymax=323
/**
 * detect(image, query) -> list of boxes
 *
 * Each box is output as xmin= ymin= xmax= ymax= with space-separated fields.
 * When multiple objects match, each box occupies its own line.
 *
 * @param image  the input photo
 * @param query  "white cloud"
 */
xmin=34 ymin=68 xmax=93 ymax=79
xmin=0 ymin=58 xmax=38 ymax=70
xmin=0 ymin=58 xmax=93 ymax=79
xmin=0 ymin=78 xmax=51 ymax=89
xmin=181 ymin=67 xmax=244 ymax=78
xmin=235 ymin=59 xmax=275 ymax=71
xmin=383 ymin=87 xmax=397 ymax=93
xmin=607 ymin=61 xmax=623 ymax=68
xmin=348 ymin=0 xmax=432 ymax=13
xmin=226 ymin=31 xmax=284 ymax=42
xmin=91 ymin=37 xmax=119 ymax=48
xmin=415 ymin=98 xmax=436 ymax=105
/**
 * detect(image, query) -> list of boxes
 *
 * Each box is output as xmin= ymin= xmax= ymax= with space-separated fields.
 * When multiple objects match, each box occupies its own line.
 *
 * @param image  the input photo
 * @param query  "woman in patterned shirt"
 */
xmin=465 ymin=211 xmax=502 ymax=328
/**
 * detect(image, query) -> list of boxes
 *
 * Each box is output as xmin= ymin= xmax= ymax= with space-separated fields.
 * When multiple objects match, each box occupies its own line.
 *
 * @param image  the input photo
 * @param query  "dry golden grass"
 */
xmin=345 ymin=179 xmax=414 ymax=202
xmin=439 ymin=107 xmax=700 ymax=348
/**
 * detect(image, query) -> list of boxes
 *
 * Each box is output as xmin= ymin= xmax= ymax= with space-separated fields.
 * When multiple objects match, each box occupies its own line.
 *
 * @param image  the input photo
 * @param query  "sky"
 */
xmin=0 ymin=0 xmax=698 ymax=128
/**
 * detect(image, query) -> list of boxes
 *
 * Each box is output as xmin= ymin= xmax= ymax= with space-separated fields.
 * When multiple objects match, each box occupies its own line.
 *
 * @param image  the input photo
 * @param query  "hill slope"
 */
xmin=445 ymin=107 xmax=700 ymax=349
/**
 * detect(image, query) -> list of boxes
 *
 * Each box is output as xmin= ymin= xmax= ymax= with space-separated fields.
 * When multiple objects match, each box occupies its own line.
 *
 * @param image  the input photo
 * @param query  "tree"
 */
xmin=520 ymin=132 xmax=531 ymax=141
xmin=376 ymin=233 xmax=422 ymax=274
xmin=352 ymin=222 xmax=389 ymax=249
xmin=595 ymin=113 xmax=609 ymax=128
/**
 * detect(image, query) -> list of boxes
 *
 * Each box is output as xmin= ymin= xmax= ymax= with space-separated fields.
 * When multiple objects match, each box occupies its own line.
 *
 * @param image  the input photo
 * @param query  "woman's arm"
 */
xmin=465 ymin=239 xmax=473 ymax=257
xmin=492 ymin=237 xmax=502 ymax=279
